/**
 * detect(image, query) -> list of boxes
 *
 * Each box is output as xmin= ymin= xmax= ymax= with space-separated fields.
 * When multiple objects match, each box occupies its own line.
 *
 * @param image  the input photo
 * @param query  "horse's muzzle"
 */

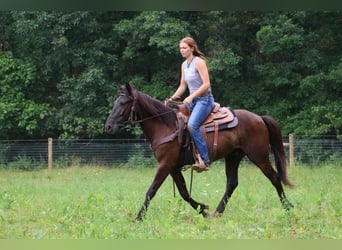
xmin=105 ymin=122 xmax=119 ymax=134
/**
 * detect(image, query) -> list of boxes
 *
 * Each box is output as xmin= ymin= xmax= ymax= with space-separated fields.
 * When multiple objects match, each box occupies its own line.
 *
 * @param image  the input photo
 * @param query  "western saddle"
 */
xmin=170 ymin=100 xmax=238 ymax=161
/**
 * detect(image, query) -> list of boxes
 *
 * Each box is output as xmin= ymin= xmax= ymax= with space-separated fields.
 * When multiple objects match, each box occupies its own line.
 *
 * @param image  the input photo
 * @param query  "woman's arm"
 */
xmin=171 ymin=67 xmax=187 ymax=100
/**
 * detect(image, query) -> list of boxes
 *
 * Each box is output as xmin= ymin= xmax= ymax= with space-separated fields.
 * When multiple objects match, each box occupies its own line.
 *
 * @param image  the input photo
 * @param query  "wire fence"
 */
xmin=0 ymin=135 xmax=341 ymax=170
xmin=0 ymin=139 xmax=152 ymax=170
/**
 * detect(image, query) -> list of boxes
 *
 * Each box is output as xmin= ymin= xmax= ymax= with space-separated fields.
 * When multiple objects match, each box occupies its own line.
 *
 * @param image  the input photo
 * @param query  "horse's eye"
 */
xmin=114 ymin=96 xmax=127 ymax=105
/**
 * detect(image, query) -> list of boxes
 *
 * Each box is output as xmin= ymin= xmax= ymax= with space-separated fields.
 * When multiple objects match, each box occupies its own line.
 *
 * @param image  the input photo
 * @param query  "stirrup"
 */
xmin=181 ymin=165 xmax=192 ymax=171
xmin=192 ymin=152 xmax=210 ymax=173
xmin=191 ymin=145 xmax=210 ymax=172
xmin=192 ymin=161 xmax=210 ymax=173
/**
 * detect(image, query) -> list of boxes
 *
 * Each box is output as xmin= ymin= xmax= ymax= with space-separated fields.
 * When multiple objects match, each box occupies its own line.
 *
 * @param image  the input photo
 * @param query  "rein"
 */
xmin=122 ymin=92 xmax=175 ymax=127
xmin=131 ymin=110 xmax=176 ymax=125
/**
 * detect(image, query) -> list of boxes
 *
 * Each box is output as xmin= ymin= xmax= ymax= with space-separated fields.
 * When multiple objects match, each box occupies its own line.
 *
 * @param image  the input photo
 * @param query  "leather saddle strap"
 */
xmin=212 ymin=121 xmax=219 ymax=159
xmin=176 ymin=113 xmax=190 ymax=147
xmin=151 ymin=120 xmax=179 ymax=151
xmin=151 ymin=131 xmax=178 ymax=151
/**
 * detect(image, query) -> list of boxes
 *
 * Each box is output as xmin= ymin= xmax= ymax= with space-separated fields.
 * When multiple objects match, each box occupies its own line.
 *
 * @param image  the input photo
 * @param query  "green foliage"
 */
xmin=255 ymin=12 xmax=342 ymax=135
xmin=0 ymin=52 xmax=50 ymax=139
xmin=114 ymin=11 xmax=189 ymax=97
xmin=57 ymin=68 xmax=114 ymax=138
xmin=207 ymin=47 xmax=242 ymax=103
xmin=0 ymin=11 xmax=341 ymax=139
xmin=6 ymin=155 xmax=44 ymax=171
xmin=257 ymin=14 xmax=304 ymax=55
xmin=115 ymin=11 xmax=189 ymax=56
xmin=123 ymin=144 xmax=157 ymax=168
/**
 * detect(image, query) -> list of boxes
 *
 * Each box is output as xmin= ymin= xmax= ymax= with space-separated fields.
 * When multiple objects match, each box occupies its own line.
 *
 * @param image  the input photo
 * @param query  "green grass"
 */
xmin=0 ymin=163 xmax=341 ymax=239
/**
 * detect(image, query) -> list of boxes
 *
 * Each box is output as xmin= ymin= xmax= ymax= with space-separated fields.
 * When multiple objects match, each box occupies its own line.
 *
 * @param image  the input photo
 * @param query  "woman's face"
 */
xmin=179 ymin=42 xmax=193 ymax=58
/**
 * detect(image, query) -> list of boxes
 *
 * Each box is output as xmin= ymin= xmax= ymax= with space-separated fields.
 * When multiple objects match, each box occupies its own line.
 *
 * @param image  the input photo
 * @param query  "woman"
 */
xmin=169 ymin=37 xmax=215 ymax=172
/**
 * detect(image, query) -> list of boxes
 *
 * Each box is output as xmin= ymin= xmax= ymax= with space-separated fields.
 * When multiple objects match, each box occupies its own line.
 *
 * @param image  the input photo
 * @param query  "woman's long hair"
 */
xmin=180 ymin=37 xmax=206 ymax=60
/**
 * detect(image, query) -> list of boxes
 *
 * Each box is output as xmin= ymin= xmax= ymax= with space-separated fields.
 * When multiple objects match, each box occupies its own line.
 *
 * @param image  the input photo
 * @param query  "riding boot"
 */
xmin=192 ymin=152 xmax=210 ymax=173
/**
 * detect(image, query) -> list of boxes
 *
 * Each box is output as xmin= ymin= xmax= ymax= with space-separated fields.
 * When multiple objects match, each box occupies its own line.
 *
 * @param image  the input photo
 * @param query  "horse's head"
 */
xmin=105 ymin=83 xmax=137 ymax=134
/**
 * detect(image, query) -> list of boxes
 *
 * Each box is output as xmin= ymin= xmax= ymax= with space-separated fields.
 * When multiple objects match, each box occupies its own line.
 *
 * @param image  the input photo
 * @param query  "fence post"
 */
xmin=289 ymin=133 xmax=294 ymax=167
xmin=48 ymin=138 xmax=53 ymax=170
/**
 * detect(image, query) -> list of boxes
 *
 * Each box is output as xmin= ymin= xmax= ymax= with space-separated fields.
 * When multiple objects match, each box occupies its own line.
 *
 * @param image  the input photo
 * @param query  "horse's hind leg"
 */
xmin=214 ymin=151 xmax=244 ymax=216
xmin=251 ymin=158 xmax=293 ymax=209
xmin=171 ymin=170 xmax=209 ymax=218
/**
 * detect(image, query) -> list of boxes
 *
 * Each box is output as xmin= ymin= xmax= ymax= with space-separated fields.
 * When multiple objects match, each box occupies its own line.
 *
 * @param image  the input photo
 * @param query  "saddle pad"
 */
xmin=205 ymin=117 xmax=238 ymax=133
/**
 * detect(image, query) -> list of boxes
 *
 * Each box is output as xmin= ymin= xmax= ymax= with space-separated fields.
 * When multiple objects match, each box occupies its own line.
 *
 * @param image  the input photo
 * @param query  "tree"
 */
xmin=114 ymin=11 xmax=190 ymax=98
xmin=256 ymin=11 xmax=342 ymax=135
xmin=6 ymin=11 xmax=124 ymax=138
xmin=0 ymin=11 xmax=341 ymax=139
xmin=0 ymin=52 xmax=50 ymax=139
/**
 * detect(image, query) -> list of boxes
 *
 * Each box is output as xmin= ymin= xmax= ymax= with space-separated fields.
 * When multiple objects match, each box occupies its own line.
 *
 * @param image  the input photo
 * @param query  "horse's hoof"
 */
xmin=212 ymin=211 xmax=223 ymax=218
xmin=282 ymin=199 xmax=294 ymax=211
xmin=201 ymin=211 xmax=210 ymax=218
xmin=135 ymin=214 xmax=145 ymax=222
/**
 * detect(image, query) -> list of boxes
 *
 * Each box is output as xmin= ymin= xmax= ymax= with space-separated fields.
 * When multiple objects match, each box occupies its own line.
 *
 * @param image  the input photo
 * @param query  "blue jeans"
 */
xmin=188 ymin=95 xmax=214 ymax=164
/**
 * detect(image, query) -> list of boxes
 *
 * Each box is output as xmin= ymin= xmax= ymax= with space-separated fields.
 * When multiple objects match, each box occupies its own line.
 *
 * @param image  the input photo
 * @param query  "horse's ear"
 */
xmin=117 ymin=84 xmax=126 ymax=94
xmin=117 ymin=84 xmax=123 ymax=90
xmin=125 ymin=83 xmax=134 ymax=96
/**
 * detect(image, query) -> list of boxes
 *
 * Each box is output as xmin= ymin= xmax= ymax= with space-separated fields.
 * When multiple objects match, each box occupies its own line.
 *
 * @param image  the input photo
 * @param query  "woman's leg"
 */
xmin=187 ymin=95 xmax=214 ymax=166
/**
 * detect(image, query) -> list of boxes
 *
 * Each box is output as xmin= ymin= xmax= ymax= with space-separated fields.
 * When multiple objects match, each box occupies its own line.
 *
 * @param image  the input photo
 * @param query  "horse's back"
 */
xmin=234 ymin=109 xmax=262 ymax=120
xmin=234 ymin=109 xmax=268 ymax=131
xmin=211 ymin=109 xmax=270 ymax=156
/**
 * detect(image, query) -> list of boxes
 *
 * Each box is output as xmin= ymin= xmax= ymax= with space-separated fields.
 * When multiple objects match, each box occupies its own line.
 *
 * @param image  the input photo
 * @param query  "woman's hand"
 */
xmin=164 ymin=98 xmax=173 ymax=106
xmin=183 ymin=96 xmax=193 ymax=106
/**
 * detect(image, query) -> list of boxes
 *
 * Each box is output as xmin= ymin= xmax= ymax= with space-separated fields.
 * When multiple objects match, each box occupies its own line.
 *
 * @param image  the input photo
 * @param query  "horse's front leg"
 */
xmin=171 ymin=169 xmax=209 ymax=218
xmin=136 ymin=166 xmax=170 ymax=221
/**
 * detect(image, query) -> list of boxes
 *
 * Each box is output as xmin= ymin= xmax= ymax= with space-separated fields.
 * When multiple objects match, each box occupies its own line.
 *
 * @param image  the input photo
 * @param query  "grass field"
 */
xmin=0 ymin=163 xmax=341 ymax=239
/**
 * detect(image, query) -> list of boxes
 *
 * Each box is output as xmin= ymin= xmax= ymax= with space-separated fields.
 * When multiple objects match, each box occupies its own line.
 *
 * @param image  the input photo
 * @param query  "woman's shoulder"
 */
xmin=194 ymin=56 xmax=207 ymax=67
xmin=195 ymin=56 xmax=206 ymax=62
xmin=181 ymin=60 xmax=187 ymax=69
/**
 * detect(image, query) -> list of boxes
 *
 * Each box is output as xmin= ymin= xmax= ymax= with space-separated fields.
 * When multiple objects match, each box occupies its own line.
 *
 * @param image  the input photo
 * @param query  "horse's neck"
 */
xmin=136 ymin=95 xmax=177 ymax=147
xmin=141 ymin=119 xmax=177 ymax=151
xmin=140 ymin=119 xmax=173 ymax=139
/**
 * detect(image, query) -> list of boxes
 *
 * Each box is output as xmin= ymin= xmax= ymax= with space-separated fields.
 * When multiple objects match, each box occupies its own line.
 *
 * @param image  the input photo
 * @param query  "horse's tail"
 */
xmin=261 ymin=115 xmax=294 ymax=188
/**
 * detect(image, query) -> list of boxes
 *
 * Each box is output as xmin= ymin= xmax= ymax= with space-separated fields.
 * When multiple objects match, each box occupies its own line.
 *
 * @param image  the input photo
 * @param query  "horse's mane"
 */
xmin=136 ymin=91 xmax=177 ymax=127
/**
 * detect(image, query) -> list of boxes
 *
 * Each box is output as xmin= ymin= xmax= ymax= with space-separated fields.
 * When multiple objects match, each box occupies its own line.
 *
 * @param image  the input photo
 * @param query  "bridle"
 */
xmin=118 ymin=90 xmax=175 ymax=128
